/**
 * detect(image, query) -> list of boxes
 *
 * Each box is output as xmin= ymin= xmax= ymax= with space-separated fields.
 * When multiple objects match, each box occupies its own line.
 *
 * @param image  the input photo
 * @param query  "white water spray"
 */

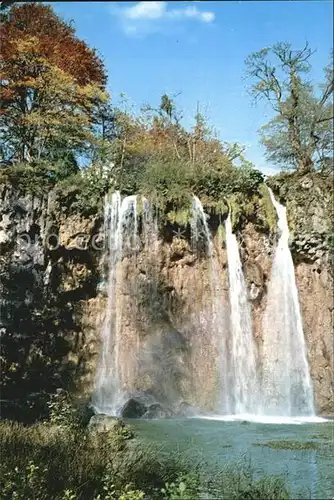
xmin=225 ymin=214 xmax=259 ymax=414
xmin=261 ymin=188 xmax=315 ymax=416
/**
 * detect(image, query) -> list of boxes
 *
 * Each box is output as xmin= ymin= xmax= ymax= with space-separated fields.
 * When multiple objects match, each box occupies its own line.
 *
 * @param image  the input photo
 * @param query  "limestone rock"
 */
xmin=88 ymin=414 xmax=124 ymax=432
xmin=120 ymin=398 xmax=147 ymax=418
xmin=1 ymin=172 xmax=333 ymax=418
xmin=142 ymin=403 xmax=173 ymax=419
xmin=177 ymin=401 xmax=198 ymax=417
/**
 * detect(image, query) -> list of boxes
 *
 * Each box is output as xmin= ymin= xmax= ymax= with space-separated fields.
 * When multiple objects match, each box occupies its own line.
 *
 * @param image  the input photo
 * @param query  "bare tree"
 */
xmin=245 ymin=43 xmax=333 ymax=172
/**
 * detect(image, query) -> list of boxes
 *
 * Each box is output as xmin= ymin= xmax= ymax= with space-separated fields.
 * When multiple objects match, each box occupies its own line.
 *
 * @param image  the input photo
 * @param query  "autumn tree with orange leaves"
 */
xmin=0 ymin=3 xmax=110 ymax=170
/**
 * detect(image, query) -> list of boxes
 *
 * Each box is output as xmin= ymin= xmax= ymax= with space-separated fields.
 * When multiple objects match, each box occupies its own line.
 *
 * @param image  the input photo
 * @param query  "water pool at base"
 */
xmin=128 ymin=417 xmax=334 ymax=499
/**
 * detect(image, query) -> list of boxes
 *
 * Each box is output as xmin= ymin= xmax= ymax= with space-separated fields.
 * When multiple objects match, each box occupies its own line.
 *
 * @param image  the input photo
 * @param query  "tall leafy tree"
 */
xmin=0 ymin=3 xmax=109 ymax=167
xmin=245 ymin=42 xmax=333 ymax=172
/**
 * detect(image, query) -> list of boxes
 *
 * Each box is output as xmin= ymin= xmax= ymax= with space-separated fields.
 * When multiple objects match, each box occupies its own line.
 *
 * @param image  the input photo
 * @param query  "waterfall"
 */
xmin=191 ymin=196 xmax=230 ymax=411
xmin=225 ymin=214 xmax=259 ymax=414
xmin=261 ymin=188 xmax=315 ymax=416
xmin=93 ymin=191 xmax=138 ymax=415
xmin=191 ymin=195 xmax=213 ymax=256
xmin=92 ymin=190 xmax=315 ymax=419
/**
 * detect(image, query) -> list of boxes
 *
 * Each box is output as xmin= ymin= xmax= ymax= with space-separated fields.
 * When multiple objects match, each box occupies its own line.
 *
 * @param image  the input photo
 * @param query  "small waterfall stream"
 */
xmin=191 ymin=195 xmax=213 ymax=256
xmin=225 ymin=214 xmax=259 ymax=414
xmin=191 ymin=196 xmax=230 ymax=412
xmin=93 ymin=191 xmax=138 ymax=414
xmin=261 ymin=188 xmax=315 ymax=416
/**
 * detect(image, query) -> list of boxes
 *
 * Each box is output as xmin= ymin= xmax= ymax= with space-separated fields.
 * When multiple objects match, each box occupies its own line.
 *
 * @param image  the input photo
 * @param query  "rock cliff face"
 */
xmin=1 ymin=172 xmax=333 ymax=416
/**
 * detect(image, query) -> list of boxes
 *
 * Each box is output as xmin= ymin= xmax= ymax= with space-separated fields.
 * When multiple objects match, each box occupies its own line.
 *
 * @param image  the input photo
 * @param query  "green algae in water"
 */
xmin=253 ymin=440 xmax=320 ymax=450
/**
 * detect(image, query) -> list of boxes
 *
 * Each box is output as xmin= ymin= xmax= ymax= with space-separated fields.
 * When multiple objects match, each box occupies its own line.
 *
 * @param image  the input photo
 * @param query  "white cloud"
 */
xmin=123 ymin=2 xmax=167 ymax=20
xmin=112 ymin=2 xmax=215 ymax=36
xmin=182 ymin=6 xmax=215 ymax=23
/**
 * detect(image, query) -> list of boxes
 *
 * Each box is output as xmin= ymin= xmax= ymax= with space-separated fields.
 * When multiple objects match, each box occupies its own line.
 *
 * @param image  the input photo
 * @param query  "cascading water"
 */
xmin=93 ymin=191 xmax=138 ymax=414
xmin=261 ymin=188 xmax=315 ymax=416
xmin=225 ymin=214 xmax=259 ymax=414
xmin=190 ymin=196 xmax=230 ymax=411
xmin=191 ymin=195 xmax=213 ymax=256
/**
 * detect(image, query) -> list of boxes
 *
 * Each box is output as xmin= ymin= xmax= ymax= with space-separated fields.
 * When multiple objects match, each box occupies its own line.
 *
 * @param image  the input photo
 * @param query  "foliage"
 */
xmin=166 ymin=208 xmax=192 ymax=226
xmin=208 ymin=458 xmax=291 ymax=500
xmin=1 ymin=460 xmax=49 ymax=500
xmin=245 ymin=43 xmax=333 ymax=173
xmin=1 ymin=3 xmax=109 ymax=166
xmin=0 ymin=252 xmax=96 ymax=422
xmin=54 ymin=166 xmax=112 ymax=217
xmin=0 ymin=5 xmax=266 ymax=217
xmin=47 ymin=389 xmax=84 ymax=431
xmin=161 ymin=472 xmax=201 ymax=499
xmin=0 ymin=155 xmax=82 ymax=194
xmin=40 ymin=91 xmax=266 ymax=220
xmin=229 ymin=193 xmax=258 ymax=231
xmin=138 ymin=160 xmax=193 ymax=211
xmin=100 ymin=93 xmax=264 ymax=210
xmin=0 ymin=420 xmax=295 ymax=500
xmin=0 ymin=162 xmax=56 ymax=195
xmin=118 ymin=485 xmax=145 ymax=500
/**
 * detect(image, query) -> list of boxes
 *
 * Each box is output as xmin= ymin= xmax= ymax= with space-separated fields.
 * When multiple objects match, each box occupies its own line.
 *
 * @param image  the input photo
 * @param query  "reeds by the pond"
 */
xmin=0 ymin=418 xmax=295 ymax=500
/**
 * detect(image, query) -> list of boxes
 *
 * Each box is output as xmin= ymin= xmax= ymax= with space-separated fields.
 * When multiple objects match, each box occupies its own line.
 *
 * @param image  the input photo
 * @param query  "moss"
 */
xmin=229 ymin=194 xmax=243 ymax=231
xmin=202 ymin=198 xmax=229 ymax=218
xmin=166 ymin=207 xmax=192 ymax=226
xmin=258 ymin=184 xmax=277 ymax=233
xmin=217 ymin=224 xmax=226 ymax=245
xmin=286 ymin=200 xmax=297 ymax=236
xmin=215 ymin=199 xmax=229 ymax=216
xmin=136 ymin=196 xmax=144 ymax=217
xmin=252 ymin=440 xmax=319 ymax=451
xmin=228 ymin=193 xmax=258 ymax=232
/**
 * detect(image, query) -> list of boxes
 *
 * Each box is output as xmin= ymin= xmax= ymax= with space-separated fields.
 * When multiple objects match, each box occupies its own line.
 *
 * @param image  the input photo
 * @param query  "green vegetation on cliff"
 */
xmin=2 ymin=4 xmax=332 ymax=238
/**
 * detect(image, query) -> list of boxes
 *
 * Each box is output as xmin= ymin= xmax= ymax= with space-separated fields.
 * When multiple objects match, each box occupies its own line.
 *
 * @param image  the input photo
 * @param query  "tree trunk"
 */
xmin=289 ymin=72 xmax=315 ymax=173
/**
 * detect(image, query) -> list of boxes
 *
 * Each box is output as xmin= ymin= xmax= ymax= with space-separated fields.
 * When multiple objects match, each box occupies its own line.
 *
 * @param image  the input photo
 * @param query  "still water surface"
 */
xmin=129 ymin=416 xmax=334 ymax=499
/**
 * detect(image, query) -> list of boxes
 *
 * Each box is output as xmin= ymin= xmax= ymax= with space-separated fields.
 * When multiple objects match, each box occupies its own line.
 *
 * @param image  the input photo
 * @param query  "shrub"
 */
xmin=54 ymin=170 xmax=107 ymax=217
xmin=0 ymin=163 xmax=56 ymax=195
xmin=47 ymin=389 xmax=83 ymax=431
xmin=161 ymin=472 xmax=201 ymax=499
xmin=208 ymin=458 xmax=291 ymax=500
xmin=138 ymin=159 xmax=193 ymax=211
xmin=0 ymin=420 xmax=296 ymax=499
xmin=1 ymin=460 xmax=49 ymax=500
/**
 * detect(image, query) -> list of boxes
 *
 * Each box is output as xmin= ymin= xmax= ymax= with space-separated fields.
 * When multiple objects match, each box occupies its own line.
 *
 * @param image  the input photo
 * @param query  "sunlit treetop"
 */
xmin=1 ymin=2 xmax=107 ymax=87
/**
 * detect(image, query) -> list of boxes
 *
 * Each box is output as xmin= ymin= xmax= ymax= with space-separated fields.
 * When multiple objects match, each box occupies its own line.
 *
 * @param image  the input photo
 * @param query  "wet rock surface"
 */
xmin=142 ymin=403 xmax=174 ymax=419
xmin=120 ymin=398 xmax=147 ymax=419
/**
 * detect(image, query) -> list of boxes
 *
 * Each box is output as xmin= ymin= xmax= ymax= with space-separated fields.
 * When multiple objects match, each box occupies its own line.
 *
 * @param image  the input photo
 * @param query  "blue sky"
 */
xmin=52 ymin=1 xmax=333 ymax=174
